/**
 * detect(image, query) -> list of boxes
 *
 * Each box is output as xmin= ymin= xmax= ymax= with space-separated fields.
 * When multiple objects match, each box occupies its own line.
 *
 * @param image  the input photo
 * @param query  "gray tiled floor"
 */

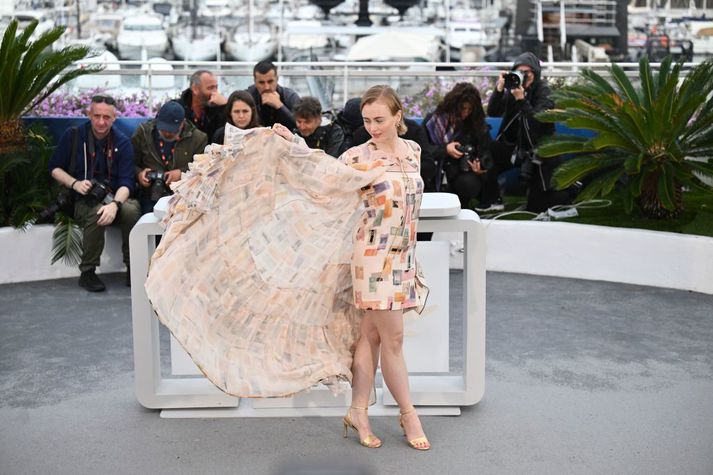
xmin=1 ymin=272 xmax=712 ymax=475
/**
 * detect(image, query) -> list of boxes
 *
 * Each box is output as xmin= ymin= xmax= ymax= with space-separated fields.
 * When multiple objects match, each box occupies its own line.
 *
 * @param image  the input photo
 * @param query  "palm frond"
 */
xmin=609 ymin=63 xmax=640 ymax=107
xmin=51 ymin=219 xmax=83 ymax=267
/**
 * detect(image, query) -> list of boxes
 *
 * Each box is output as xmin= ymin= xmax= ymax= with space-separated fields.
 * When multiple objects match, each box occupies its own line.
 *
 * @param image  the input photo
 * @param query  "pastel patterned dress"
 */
xmin=340 ymin=139 xmax=428 ymax=312
xmin=145 ymin=127 xmax=428 ymax=398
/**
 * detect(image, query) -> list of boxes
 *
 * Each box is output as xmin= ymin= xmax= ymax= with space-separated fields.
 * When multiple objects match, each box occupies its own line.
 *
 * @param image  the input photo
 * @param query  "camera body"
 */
xmin=504 ymin=70 xmax=525 ymax=90
xmin=36 ymin=179 xmax=115 ymax=223
xmin=146 ymin=170 xmax=168 ymax=202
xmin=456 ymin=144 xmax=476 ymax=173
xmin=87 ymin=179 xmax=114 ymax=205
xmin=517 ymin=149 xmax=542 ymax=184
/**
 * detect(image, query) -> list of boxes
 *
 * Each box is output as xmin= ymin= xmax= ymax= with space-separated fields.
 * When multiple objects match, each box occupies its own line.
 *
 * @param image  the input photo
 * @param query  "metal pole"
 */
xmin=277 ymin=0 xmax=284 ymax=64
xmin=343 ymin=64 xmax=349 ymax=104
xmin=445 ymin=0 xmax=451 ymax=62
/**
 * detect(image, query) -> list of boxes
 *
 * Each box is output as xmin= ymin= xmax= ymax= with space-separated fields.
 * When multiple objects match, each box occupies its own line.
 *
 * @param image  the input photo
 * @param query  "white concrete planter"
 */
xmin=1 ymin=224 xmax=124 ymax=284
xmin=482 ymin=221 xmax=713 ymax=295
xmin=434 ymin=219 xmax=713 ymax=295
xmin=3 ymin=221 xmax=712 ymax=294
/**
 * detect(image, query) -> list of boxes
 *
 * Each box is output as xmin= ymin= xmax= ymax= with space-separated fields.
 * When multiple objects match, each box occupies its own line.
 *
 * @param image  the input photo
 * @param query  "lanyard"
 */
xmin=158 ymin=139 xmax=175 ymax=167
xmin=87 ymin=131 xmax=112 ymax=183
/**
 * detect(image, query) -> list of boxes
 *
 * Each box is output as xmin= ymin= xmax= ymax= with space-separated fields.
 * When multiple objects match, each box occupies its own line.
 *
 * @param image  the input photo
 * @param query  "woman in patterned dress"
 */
xmin=274 ymin=85 xmax=431 ymax=451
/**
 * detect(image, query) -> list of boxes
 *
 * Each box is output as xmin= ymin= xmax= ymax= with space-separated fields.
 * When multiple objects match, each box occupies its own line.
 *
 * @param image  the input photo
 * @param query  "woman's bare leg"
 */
xmin=349 ymin=312 xmax=381 ymax=443
xmin=371 ymin=309 xmax=429 ymax=449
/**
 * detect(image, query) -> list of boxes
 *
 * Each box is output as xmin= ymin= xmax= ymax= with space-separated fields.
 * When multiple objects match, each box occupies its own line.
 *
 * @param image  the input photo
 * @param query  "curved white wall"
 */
xmin=3 ymin=221 xmax=712 ymax=295
xmin=483 ymin=221 xmax=713 ymax=295
xmin=1 ymin=224 xmax=124 ymax=284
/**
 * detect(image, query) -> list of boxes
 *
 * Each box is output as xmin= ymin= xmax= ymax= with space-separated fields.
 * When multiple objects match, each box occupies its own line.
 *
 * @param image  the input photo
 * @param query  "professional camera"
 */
xmin=504 ymin=70 xmax=525 ymax=90
xmin=146 ymin=170 xmax=168 ymax=202
xmin=86 ymin=179 xmax=114 ymax=205
xmin=456 ymin=144 xmax=476 ymax=173
xmin=517 ymin=149 xmax=541 ymax=184
xmin=36 ymin=179 xmax=113 ymax=222
xmin=37 ymin=190 xmax=75 ymax=222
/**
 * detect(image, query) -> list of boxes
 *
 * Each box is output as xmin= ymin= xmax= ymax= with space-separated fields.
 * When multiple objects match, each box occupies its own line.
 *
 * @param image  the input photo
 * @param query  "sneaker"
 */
xmin=78 ymin=270 xmax=106 ymax=292
xmin=475 ymin=199 xmax=505 ymax=213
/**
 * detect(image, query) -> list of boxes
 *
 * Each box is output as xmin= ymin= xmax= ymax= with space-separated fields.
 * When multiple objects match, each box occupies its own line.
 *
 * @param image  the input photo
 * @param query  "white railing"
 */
xmin=63 ymin=60 xmax=703 ymax=112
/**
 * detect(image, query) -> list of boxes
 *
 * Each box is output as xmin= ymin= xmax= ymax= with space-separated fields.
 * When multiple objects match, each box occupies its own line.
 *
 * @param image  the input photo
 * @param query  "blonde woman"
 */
xmin=275 ymin=85 xmax=430 ymax=450
xmin=147 ymin=85 xmax=430 ymax=451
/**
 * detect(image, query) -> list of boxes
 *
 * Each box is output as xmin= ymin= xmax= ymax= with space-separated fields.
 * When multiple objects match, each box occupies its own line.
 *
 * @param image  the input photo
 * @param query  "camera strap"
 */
xmin=86 ymin=126 xmax=113 ymax=186
xmin=69 ymin=127 xmax=79 ymax=183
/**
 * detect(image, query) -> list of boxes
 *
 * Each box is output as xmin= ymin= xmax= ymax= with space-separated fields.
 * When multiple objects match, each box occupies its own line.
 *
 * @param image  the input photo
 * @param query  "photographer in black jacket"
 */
xmin=292 ymin=96 xmax=344 ymax=157
xmin=424 ymin=82 xmax=493 ymax=209
xmin=485 ymin=52 xmax=566 ymax=213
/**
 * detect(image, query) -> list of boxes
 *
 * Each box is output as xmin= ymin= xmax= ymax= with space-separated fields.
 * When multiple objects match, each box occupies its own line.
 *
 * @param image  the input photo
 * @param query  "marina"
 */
xmin=3 ymin=1 xmax=713 ymax=111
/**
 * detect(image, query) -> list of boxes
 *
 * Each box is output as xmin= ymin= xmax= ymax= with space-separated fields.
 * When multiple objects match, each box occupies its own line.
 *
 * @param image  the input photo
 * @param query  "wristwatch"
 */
xmin=111 ymin=199 xmax=122 ymax=211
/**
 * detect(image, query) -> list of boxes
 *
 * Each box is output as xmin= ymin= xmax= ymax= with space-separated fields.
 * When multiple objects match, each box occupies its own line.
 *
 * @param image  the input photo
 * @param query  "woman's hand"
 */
xmin=446 ymin=141 xmax=464 ymax=159
xmin=272 ymin=123 xmax=294 ymax=141
xmin=469 ymin=158 xmax=487 ymax=175
xmin=496 ymin=71 xmax=507 ymax=92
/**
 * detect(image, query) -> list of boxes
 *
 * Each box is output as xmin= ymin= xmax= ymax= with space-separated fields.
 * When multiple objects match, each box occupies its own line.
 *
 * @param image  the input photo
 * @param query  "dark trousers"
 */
xmin=487 ymin=139 xmax=572 ymax=212
xmin=140 ymin=196 xmax=158 ymax=216
xmin=444 ymin=161 xmax=484 ymax=209
xmin=74 ymin=198 xmax=141 ymax=272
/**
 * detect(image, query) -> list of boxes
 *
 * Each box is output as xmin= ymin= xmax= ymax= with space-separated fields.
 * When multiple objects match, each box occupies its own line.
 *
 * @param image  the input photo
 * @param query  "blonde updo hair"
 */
xmin=360 ymin=85 xmax=408 ymax=135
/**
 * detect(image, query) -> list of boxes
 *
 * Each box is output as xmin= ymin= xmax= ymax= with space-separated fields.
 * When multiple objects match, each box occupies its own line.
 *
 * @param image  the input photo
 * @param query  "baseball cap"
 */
xmin=156 ymin=101 xmax=185 ymax=134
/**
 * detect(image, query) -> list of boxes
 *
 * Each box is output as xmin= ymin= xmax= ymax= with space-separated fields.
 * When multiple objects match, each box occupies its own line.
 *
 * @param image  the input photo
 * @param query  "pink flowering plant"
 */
xmin=401 ymin=75 xmax=494 ymax=118
xmin=28 ymin=89 xmax=168 ymax=118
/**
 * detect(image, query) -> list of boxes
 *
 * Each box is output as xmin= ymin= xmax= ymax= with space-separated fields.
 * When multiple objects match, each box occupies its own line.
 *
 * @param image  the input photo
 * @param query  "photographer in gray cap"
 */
xmin=132 ymin=100 xmax=207 ymax=215
xmin=484 ymin=52 xmax=562 ymax=213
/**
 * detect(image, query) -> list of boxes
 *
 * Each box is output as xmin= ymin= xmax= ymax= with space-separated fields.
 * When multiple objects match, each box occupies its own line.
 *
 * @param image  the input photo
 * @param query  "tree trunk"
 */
xmin=638 ymin=172 xmax=684 ymax=219
xmin=0 ymin=119 xmax=26 ymax=154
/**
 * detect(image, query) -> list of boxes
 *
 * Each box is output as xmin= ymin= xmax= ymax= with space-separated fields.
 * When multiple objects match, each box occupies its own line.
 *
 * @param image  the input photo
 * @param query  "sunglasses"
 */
xmin=91 ymin=94 xmax=116 ymax=106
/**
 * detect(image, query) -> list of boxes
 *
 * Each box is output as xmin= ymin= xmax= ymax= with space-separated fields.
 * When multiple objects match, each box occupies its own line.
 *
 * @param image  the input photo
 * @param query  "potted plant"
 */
xmin=1 ymin=19 xmax=103 ymax=269
xmin=537 ymin=56 xmax=713 ymax=219
xmin=0 ymin=19 xmax=102 ymax=153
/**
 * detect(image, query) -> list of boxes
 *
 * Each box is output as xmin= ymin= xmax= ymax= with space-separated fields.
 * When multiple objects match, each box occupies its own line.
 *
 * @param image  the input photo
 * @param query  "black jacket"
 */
xmin=352 ymin=119 xmax=438 ymax=191
xmin=488 ymin=52 xmax=555 ymax=150
xmin=296 ymin=123 xmax=345 ymax=158
xmin=247 ymin=84 xmax=300 ymax=130
xmin=176 ymin=88 xmax=227 ymax=143
xmin=422 ymin=112 xmax=493 ymax=169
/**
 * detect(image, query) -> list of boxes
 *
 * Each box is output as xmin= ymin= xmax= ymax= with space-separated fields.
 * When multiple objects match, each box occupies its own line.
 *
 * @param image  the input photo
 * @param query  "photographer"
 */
xmin=292 ymin=96 xmax=344 ymax=157
xmin=48 ymin=94 xmax=141 ymax=292
xmin=424 ymin=82 xmax=493 ymax=209
xmin=132 ymin=101 xmax=208 ymax=215
xmin=486 ymin=52 xmax=563 ymax=213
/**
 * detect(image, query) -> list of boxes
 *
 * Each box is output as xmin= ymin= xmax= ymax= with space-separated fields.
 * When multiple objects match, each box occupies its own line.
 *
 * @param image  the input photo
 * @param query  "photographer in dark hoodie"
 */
xmin=483 ymin=52 xmax=568 ymax=213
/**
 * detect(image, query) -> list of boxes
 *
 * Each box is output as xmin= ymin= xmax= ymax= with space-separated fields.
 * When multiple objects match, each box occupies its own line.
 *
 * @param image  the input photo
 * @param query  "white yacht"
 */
xmin=689 ymin=20 xmax=713 ymax=59
xmin=224 ymin=0 xmax=276 ymax=62
xmin=225 ymin=20 xmax=277 ymax=61
xmin=140 ymin=57 xmax=176 ymax=91
xmin=171 ymin=19 xmax=223 ymax=61
xmin=74 ymin=51 xmax=122 ymax=91
xmin=281 ymin=20 xmax=330 ymax=55
xmin=117 ymin=14 xmax=169 ymax=60
xmin=198 ymin=0 xmax=232 ymax=20
xmin=345 ymin=31 xmax=442 ymax=63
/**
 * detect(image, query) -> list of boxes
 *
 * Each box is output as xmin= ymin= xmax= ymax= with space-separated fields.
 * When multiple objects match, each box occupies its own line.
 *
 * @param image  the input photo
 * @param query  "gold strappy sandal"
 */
xmin=343 ymin=405 xmax=382 ymax=448
xmin=399 ymin=407 xmax=431 ymax=451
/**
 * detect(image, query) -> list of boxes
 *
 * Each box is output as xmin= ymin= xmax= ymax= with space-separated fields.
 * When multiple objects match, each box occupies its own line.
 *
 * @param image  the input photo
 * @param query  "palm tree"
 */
xmin=537 ymin=56 xmax=713 ymax=219
xmin=0 ymin=19 xmax=102 ymax=152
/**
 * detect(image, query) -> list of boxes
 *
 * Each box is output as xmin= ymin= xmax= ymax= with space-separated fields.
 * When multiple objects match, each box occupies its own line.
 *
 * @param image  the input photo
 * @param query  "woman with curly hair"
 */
xmin=424 ymin=82 xmax=494 ymax=210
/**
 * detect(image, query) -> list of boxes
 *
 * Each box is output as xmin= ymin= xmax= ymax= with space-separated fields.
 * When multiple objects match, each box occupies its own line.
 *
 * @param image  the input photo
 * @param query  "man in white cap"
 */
xmin=132 ymin=100 xmax=208 ymax=215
